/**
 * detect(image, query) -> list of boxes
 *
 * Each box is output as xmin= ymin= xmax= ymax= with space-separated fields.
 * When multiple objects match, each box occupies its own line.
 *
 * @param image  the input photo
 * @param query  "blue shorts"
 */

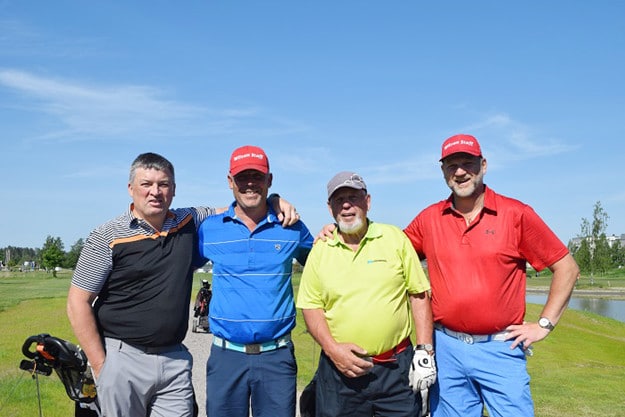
xmin=431 ymin=328 xmax=534 ymax=417
xmin=206 ymin=340 xmax=297 ymax=417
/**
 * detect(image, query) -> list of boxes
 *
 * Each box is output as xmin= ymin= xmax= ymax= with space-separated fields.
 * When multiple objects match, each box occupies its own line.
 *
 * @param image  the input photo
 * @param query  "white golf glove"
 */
xmin=408 ymin=349 xmax=437 ymax=417
xmin=409 ymin=348 xmax=437 ymax=391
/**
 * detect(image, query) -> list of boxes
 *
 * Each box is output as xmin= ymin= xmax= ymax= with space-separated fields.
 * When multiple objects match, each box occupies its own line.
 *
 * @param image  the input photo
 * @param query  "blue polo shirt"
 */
xmin=198 ymin=203 xmax=313 ymax=344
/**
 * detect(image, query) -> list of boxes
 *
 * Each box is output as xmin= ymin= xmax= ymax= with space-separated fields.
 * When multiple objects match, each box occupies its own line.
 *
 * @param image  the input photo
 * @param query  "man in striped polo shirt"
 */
xmin=67 ymin=152 xmax=298 ymax=417
xmin=198 ymin=145 xmax=313 ymax=417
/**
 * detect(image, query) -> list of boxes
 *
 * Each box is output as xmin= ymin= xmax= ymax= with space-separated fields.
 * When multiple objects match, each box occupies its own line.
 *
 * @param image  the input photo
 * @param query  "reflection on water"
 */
xmin=526 ymin=295 xmax=625 ymax=323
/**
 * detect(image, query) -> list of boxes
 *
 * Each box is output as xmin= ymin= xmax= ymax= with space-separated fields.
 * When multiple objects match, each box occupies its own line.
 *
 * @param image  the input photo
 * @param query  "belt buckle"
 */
xmin=245 ymin=343 xmax=262 ymax=354
xmin=461 ymin=333 xmax=474 ymax=344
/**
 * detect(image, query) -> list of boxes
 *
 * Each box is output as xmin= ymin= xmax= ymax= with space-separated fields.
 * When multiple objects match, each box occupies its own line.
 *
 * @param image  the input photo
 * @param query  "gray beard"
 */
xmin=337 ymin=217 xmax=366 ymax=235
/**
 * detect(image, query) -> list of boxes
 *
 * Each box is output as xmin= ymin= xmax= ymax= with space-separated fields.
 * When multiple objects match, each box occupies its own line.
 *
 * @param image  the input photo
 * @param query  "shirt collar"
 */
xmin=441 ymin=184 xmax=497 ymax=215
xmin=224 ymin=201 xmax=279 ymax=225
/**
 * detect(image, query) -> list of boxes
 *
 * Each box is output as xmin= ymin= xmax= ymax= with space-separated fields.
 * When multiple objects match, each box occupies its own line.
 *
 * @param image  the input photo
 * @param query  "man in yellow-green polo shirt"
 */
xmin=296 ymin=171 xmax=436 ymax=417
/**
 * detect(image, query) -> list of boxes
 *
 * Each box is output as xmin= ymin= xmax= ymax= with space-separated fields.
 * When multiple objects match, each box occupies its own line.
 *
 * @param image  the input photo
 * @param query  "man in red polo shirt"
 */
xmin=403 ymin=134 xmax=579 ymax=417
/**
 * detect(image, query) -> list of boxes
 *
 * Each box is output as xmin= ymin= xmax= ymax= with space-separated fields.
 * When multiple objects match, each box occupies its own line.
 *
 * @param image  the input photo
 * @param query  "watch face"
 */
xmin=539 ymin=318 xmax=553 ymax=329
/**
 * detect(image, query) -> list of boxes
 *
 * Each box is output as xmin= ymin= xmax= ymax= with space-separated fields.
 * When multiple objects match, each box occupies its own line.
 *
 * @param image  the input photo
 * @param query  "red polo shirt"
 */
xmin=404 ymin=186 xmax=569 ymax=334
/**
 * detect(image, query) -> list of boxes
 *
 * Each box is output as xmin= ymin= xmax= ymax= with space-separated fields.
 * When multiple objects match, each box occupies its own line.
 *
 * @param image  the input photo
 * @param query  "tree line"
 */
xmin=0 ymin=236 xmax=84 ymax=277
xmin=568 ymin=201 xmax=625 ymax=277
xmin=2 ymin=201 xmax=623 ymax=278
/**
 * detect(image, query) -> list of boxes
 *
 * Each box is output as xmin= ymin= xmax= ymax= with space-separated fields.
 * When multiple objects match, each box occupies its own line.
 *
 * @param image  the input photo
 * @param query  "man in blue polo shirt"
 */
xmin=198 ymin=145 xmax=313 ymax=417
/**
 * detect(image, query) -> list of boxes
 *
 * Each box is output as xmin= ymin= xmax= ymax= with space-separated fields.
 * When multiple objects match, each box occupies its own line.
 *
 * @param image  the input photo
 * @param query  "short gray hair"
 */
xmin=129 ymin=152 xmax=175 ymax=183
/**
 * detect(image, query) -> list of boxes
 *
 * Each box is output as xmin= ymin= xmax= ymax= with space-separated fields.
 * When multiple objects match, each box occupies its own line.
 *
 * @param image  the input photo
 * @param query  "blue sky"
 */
xmin=1 ymin=1 xmax=624 ymax=250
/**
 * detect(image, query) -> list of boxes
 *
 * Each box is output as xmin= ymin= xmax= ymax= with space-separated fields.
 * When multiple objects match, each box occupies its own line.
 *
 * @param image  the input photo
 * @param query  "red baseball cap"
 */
xmin=440 ymin=134 xmax=482 ymax=161
xmin=229 ymin=145 xmax=270 ymax=176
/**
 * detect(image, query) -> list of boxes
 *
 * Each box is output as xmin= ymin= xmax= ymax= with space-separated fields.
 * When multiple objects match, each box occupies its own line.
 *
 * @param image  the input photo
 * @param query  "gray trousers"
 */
xmin=97 ymin=338 xmax=195 ymax=417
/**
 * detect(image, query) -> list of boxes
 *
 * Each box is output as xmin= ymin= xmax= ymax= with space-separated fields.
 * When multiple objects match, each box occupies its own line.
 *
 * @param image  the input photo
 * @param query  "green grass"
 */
xmin=524 ymin=304 xmax=625 ymax=416
xmin=0 ymin=298 xmax=75 ymax=417
xmin=526 ymin=267 xmax=625 ymax=291
xmin=0 ymin=270 xmax=74 ymax=312
xmin=1 ymin=271 xmax=625 ymax=417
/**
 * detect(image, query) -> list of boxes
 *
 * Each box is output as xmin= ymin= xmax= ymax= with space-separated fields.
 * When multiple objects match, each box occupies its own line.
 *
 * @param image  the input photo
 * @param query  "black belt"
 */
xmin=107 ymin=338 xmax=183 ymax=354
xmin=130 ymin=343 xmax=182 ymax=354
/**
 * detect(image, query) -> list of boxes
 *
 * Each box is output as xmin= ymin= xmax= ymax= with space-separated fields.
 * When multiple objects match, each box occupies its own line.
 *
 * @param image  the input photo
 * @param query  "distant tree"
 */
xmin=573 ymin=201 xmax=611 ymax=278
xmin=0 ymin=246 xmax=39 ymax=269
xmin=593 ymin=236 xmax=612 ymax=275
xmin=609 ymin=240 xmax=625 ymax=268
xmin=571 ymin=238 xmax=591 ymax=274
xmin=40 ymin=236 xmax=65 ymax=277
xmin=64 ymin=238 xmax=85 ymax=269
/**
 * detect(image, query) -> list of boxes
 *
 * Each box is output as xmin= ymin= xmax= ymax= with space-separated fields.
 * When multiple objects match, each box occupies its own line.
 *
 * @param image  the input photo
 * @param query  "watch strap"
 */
xmin=416 ymin=343 xmax=434 ymax=354
xmin=539 ymin=317 xmax=555 ymax=331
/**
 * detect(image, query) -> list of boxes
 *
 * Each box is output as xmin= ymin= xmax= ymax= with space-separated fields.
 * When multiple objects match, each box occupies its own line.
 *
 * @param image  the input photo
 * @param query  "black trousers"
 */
xmin=315 ymin=347 xmax=421 ymax=417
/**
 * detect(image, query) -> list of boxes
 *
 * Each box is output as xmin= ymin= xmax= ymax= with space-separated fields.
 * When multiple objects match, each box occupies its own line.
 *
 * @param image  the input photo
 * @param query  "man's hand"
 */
xmin=325 ymin=342 xmax=373 ymax=378
xmin=505 ymin=321 xmax=551 ymax=351
xmin=409 ymin=349 xmax=436 ymax=416
xmin=314 ymin=223 xmax=336 ymax=243
xmin=409 ymin=349 xmax=436 ymax=392
xmin=89 ymin=359 xmax=105 ymax=380
xmin=269 ymin=194 xmax=300 ymax=226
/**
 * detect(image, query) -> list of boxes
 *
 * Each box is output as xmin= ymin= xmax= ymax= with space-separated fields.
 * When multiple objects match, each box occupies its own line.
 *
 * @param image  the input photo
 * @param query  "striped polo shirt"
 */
xmin=198 ymin=203 xmax=313 ymax=344
xmin=72 ymin=205 xmax=215 ymax=347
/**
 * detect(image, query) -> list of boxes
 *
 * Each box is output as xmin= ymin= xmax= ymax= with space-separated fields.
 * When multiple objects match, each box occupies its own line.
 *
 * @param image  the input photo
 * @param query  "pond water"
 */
xmin=526 ymin=294 xmax=625 ymax=323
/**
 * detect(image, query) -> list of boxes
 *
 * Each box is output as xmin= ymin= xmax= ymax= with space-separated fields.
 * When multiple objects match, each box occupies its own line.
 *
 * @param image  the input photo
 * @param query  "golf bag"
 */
xmin=20 ymin=333 xmax=100 ymax=417
xmin=192 ymin=279 xmax=212 ymax=333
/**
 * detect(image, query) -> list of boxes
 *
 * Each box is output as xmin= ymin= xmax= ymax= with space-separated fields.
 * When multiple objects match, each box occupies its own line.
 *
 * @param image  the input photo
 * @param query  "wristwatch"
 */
xmin=538 ymin=317 xmax=555 ymax=331
xmin=416 ymin=344 xmax=434 ymax=354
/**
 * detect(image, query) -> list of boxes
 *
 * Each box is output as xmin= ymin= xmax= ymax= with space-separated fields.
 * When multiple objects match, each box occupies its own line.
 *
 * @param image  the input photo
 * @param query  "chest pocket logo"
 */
xmin=367 ymin=259 xmax=387 ymax=264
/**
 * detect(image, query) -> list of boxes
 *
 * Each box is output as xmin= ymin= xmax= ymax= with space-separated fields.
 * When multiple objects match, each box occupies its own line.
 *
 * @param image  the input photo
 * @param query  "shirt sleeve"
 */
xmin=192 ymin=206 xmax=217 ymax=227
xmin=295 ymin=222 xmax=314 ymax=266
xmin=400 ymin=232 xmax=431 ymax=295
xmin=404 ymin=212 xmax=426 ymax=259
xmin=71 ymin=227 xmax=113 ymax=294
xmin=296 ymin=245 xmax=324 ymax=309
xmin=518 ymin=205 xmax=569 ymax=271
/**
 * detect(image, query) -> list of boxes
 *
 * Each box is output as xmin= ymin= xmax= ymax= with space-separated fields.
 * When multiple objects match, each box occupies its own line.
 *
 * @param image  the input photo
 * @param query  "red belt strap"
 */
xmin=371 ymin=337 xmax=411 ymax=364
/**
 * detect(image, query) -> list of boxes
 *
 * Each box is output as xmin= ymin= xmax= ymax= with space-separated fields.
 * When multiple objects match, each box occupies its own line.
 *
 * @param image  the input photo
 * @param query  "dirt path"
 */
xmin=182 ymin=317 xmax=212 ymax=417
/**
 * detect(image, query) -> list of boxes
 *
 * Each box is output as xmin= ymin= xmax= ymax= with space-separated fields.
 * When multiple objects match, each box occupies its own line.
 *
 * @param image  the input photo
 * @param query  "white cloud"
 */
xmin=461 ymin=112 xmax=579 ymax=164
xmin=0 ymin=69 xmax=308 ymax=142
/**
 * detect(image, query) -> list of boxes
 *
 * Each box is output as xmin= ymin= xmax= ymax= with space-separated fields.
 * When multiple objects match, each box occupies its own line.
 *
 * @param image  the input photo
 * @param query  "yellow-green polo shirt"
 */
xmin=296 ymin=221 xmax=429 ymax=355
